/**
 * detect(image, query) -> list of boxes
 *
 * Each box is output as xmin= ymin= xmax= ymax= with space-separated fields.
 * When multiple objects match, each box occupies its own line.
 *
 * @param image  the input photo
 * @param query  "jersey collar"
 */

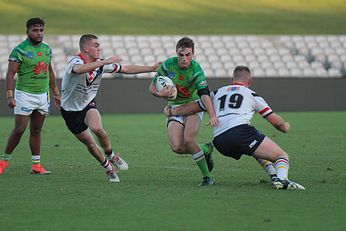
xmin=232 ymin=82 xmax=246 ymax=86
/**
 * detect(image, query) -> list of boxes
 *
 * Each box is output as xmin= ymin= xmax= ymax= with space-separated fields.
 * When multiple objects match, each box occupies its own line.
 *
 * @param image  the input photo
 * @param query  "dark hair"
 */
xmin=233 ymin=65 xmax=251 ymax=79
xmin=26 ymin=18 xmax=45 ymax=29
xmin=176 ymin=37 xmax=194 ymax=53
xmin=79 ymin=34 xmax=98 ymax=50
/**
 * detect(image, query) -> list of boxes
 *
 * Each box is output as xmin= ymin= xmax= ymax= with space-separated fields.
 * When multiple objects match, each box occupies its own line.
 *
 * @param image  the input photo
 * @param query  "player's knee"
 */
xmin=183 ymin=136 xmax=196 ymax=147
xmin=170 ymin=143 xmax=185 ymax=154
xmin=30 ymin=127 xmax=42 ymax=136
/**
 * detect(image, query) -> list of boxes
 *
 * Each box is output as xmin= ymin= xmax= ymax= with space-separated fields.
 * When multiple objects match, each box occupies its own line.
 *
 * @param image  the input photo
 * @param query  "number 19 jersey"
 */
xmin=210 ymin=84 xmax=273 ymax=137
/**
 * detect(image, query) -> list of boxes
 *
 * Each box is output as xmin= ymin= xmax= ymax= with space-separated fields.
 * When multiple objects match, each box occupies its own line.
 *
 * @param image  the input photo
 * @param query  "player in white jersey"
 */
xmin=60 ymin=34 xmax=160 ymax=182
xmin=164 ymin=65 xmax=305 ymax=190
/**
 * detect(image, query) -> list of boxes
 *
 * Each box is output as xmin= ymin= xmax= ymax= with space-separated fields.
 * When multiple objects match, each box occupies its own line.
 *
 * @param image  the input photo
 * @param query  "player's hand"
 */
xmin=166 ymin=86 xmax=176 ymax=99
xmin=283 ymin=122 xmax=291 ymax=133
xmin=54 ymin=95 xmax=61 ymax=107
xmin=159 ymin=86 xmax=175 ymax=99
xmin=105 ymin=56 xmax=123 ymax=64
xmin=7 ymin=97 xmax=16 ymax=108
xmin=208 ymin=116 xmax=219 ymax=127
xmin=164 ymin=105 xmax=173 ymax=117
xmin=152 ymin=62 xmax=162 ymax=72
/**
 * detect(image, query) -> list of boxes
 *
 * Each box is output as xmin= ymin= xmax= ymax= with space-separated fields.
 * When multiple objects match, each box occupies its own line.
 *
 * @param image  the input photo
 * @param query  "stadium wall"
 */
xmin=0 ymin=78 xmax=345 ymax=116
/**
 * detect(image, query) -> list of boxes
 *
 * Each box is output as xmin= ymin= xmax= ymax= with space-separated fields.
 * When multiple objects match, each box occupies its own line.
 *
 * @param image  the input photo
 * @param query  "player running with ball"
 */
xmin=149 ymin=37 xmax=218 ymax=186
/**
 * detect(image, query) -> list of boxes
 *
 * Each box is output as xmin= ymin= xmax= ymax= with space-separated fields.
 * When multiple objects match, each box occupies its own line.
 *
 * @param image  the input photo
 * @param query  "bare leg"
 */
xmin=4 ymin=115 xmax=30 ymax=154
xmin=29 ymin=110 xmax=46 ymax=156
xmin=75 ymin=129 xmax=106 ymax=164
xmin=85 ymin=109 xmax=111 ymax=153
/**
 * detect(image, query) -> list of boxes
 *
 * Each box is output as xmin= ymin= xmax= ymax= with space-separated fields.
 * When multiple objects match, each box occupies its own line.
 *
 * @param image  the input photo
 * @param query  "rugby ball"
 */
xmin=156 ymin=76 xmax=177 ymax=100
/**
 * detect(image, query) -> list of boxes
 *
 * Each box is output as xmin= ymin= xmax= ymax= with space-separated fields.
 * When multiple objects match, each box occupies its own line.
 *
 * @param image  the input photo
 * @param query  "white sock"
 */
xmin=275 ymin=158 xmax=289 ymax=180
xmin=256 ymin=158 xmax=277 ymax=178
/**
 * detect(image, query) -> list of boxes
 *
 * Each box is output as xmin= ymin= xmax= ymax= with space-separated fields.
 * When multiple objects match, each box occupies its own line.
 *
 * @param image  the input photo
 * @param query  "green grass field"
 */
xmin=0 ymin=0 xmax=345 ymax=34
xmin=0 ymin=0 xmax=345 ymax=230
xmin=0 ymin=112 xmax=345 ymax=230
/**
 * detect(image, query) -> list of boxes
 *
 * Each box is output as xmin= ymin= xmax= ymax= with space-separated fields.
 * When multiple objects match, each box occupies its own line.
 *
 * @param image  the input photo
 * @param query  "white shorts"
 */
xmin=14 ymin=89 xmax=50 ymax=116
xmin=166 ymin=103 xmax=203 ymax=126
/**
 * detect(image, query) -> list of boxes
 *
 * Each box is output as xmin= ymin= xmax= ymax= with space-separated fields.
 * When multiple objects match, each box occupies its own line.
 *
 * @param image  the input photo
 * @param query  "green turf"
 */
xmin=0 ymin=112 xmax=345 ymax=230
xmin=0 ymin=0 xmax=345 ymax=34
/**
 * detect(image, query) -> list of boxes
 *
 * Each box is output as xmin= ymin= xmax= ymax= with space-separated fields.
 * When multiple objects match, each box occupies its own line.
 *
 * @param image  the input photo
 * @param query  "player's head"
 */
xmin=26 ymin=17 xmax=45 ymax=45
xmin=79 ymin=34 xmax=101 ymax=60
xmin=176 ymin=37 xmax=194 ymax=70
xmin=233 ymin=65 xmax=252 ymax=86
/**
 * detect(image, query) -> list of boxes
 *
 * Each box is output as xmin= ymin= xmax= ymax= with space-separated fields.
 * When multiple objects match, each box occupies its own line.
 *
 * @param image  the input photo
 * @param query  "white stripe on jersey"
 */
xmin=61 ymin=55 xmax=121 ymax=111
xmin=202 ymin=84 xmax=272 ymax=137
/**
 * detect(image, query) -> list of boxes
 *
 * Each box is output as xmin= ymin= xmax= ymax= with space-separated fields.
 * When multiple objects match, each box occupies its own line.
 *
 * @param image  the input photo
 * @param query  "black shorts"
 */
xmin=60 ymin=100 xmax=98 ymax=135
xmin=212 ymin=124 xmax=265 ymax=160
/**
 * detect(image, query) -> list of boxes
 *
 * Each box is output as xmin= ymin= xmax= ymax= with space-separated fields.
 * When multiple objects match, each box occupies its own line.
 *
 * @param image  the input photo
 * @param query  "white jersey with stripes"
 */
xmin=203 ymin=84 xmax=273 ymax=137
xmin=61 ymin=54 xmax=121 ymax=111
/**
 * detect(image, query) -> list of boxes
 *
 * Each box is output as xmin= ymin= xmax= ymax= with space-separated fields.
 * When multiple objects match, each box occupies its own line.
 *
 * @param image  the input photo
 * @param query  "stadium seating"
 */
xmin=0 ymin=35 xmax=345 ymax=79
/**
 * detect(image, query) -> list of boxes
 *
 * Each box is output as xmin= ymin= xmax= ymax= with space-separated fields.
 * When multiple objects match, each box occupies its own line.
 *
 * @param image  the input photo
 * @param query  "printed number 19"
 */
xmin=218 ymin=94 xmax=243 ymax=111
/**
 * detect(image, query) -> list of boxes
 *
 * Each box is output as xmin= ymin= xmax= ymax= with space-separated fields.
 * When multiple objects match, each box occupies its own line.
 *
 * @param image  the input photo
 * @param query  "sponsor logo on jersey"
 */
xmin=199 ymin=80 xmax=207 ymax=86
xmin=168 ymin=72 xmax=175 ymax=78
xmin=227 ymin=86 xmax=240 ymax=91
xmin=27 ymin=52 xmax=33 ymax=59
xmin=37 ymin=52 xmax=42 ymax=56
xmin=176 ymin=84 xmax=190 ymax=97
xmin=33 ymin=61 xmax=48 ymax=75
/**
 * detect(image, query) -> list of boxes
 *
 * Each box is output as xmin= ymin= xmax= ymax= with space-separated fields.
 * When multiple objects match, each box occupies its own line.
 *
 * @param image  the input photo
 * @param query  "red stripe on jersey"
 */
xmin=259 ymin=107 xmax=270 ymax=115
xmin=111 ymin=64 xmax=121 ymax=73
xmin=78 ymin=53 xmax=86 ymax=63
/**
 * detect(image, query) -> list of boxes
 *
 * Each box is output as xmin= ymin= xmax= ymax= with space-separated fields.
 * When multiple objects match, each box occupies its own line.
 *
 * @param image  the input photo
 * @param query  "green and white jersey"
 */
xmin=153 ymin=56 xmax=208 ymax=105
xmin=9 ymin=39 xmax=52 ymax=94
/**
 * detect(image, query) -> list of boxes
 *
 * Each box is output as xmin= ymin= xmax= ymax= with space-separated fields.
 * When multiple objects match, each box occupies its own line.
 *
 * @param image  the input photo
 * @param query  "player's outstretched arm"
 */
xmin=164 ymin=101 xmax=202 ymax=117
xmin=121 ymin=62 xmax=161 ymax=74
xmin=265 ymin=113 xmax=291 ymax=133
xmin=73 ymin=56 xmax=122 ymax=74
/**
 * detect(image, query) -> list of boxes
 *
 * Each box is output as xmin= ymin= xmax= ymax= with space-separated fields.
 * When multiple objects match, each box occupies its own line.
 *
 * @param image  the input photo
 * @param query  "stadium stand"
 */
xmin=0 ymin=35 xmax=345 ymax=79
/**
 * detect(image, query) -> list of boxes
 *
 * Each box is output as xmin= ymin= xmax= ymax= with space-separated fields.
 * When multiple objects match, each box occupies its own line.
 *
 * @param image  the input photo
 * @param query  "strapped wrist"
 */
xmin=6 ymin=90 xmax=14 ymax=99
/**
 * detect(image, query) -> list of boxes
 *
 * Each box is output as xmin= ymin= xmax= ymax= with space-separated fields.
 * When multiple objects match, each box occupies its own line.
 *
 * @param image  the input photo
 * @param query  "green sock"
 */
xmin=198 ymin=144 xmax=208 ymax=155
xmin=2 ymin=153 xmax=11 ymax=161
xmin=192 ymin=151 xmax=212 ymax=178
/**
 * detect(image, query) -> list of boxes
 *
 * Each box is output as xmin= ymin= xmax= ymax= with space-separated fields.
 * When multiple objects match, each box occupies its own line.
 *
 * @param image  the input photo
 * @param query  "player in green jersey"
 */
xmin=0 ymin=18 xmax=61 ymax=175
xmin=149 ymin=37 xmax=218 ymax=186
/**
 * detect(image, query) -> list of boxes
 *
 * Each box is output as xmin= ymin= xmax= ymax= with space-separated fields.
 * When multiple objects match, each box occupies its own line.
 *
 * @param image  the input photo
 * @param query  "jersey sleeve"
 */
xmin=193 ymin=62 xmax=208 ymax=91
xmin=8 ymin=47 xmax=25 ymax=63
xmin=66 ymin=56 xmax=84 ymax=74
xmin=47 ymin=47 xmax=53 ymax=62
xmin=197 ymin=90 xmax=215 ymax=111
xmin=252 ymin=91 xmax=273 ymax=117
xmin=103 ymin=63 xmax=121 ymax=73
